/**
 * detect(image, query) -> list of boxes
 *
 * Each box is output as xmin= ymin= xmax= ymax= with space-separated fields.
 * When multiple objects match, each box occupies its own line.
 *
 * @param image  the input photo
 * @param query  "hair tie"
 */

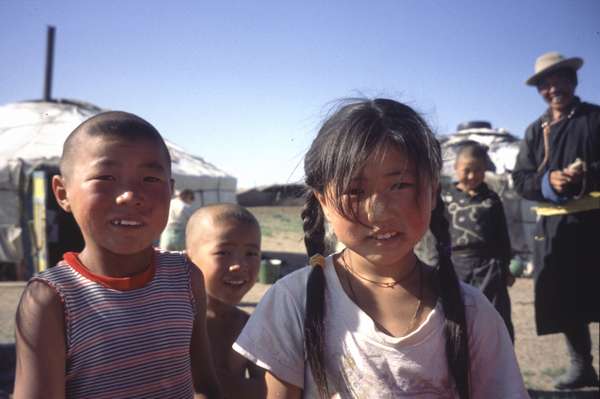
xmin=309 ymin=254 xmax=325 ymax=268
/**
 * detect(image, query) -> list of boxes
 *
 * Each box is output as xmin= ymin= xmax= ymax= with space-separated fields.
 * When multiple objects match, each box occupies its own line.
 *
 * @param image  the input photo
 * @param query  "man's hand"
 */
xmin=549 ymin=170 xmax=575 ymax=193
xmin=562 ymin=168 xmax=584 ymax=185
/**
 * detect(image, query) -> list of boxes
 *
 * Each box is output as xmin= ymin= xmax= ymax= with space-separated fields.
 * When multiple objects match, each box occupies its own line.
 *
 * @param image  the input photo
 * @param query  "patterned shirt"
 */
xmin=442 ymin=183 xmax=511 ymax=262
xmin=33 ymin=249 xmax=196 ymax=399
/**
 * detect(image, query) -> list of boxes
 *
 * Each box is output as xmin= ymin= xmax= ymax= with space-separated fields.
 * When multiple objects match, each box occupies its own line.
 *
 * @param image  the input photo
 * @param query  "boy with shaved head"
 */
xmin=14 ymin=111 xmax=221 ymax=398
xmin=186 ymin=204 xmax=266 ymax=398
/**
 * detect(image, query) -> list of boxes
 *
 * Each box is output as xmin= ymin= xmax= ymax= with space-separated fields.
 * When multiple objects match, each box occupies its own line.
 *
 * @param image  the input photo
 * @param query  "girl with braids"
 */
xmin=233 ymin=98 xmax=527 ymax=398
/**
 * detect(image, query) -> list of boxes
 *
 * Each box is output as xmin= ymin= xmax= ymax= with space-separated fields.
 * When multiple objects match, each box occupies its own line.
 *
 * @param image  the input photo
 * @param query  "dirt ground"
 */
xmin=1 ymin=206 xmax=598 ymax=397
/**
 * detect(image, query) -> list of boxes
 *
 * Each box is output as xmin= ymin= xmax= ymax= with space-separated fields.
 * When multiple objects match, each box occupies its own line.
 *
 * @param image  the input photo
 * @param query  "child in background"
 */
xmin=14 ymin=112 xmax=221 ymax=399
xmin=233 ymin=99 xmax=528 ymax=398
xmin=186 ymin=204 xmax=266 ymax=399
xmin=443 ymin=142 xmax=515 ymax=341
xmin=160 ymin=188 xmax=196 ymax=251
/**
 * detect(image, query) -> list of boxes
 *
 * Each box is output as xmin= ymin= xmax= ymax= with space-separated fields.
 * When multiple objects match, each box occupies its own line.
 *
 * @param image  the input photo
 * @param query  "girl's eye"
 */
xmin=214 ymin=251 xmax=228 ymax=256
xmin=246 ymin=251 xmax=259 ymax=257
xmin=144 ymin=176 xmax=162 ymax=183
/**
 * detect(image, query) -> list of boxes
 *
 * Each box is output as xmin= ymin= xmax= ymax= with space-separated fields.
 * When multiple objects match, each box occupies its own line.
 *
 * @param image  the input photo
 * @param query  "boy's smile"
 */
xmin=454 ymin=155 xmax=485 ymax=195
xmin=53 ymin=135 xmax=172 ymax=271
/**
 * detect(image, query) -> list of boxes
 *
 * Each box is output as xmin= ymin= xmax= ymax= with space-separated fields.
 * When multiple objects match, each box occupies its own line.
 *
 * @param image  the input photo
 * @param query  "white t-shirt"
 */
xmin=234 ymin=255 xmax=528 ymax=398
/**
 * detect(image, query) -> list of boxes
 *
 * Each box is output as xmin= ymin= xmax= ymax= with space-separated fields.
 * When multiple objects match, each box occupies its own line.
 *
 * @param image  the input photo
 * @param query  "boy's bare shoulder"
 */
xmin=19 ymin=280 xmax=62 ymax=313
xmin=16 ymin=280 xmax=65 ymax=342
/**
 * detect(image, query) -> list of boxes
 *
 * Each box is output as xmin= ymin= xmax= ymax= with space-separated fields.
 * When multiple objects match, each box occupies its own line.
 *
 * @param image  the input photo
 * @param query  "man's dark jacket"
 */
xmin=512 ymin=99 xmax=600 ymax=334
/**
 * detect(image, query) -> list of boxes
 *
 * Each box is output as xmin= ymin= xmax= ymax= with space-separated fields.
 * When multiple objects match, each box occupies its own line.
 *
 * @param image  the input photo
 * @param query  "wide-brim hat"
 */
xmin=526 ymin=52 xmax=583 ymax=86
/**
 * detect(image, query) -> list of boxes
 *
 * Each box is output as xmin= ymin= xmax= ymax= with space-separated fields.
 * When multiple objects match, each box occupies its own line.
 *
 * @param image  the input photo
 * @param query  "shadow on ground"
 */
xmin=528 ymin=389 xmax=600 ymax=398
xmin=0 ymin=343 xmax=15 ymax=398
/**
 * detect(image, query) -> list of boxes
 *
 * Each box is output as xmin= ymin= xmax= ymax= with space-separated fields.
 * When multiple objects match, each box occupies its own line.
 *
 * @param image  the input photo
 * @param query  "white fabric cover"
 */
xmin=441 ymin=128 xmax=521 ymax=177
xmin=0 ymin=101 xmax=236 ymax=193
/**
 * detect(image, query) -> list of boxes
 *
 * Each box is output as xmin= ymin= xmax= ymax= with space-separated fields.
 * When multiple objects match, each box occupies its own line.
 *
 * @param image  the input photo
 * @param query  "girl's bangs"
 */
xmin=327 ymin=135 xmax=418 ymax=221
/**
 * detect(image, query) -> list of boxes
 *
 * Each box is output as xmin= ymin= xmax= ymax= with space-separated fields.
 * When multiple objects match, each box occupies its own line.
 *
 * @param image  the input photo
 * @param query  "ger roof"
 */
xmin=0 ymin=100 xmax=235 ymax=189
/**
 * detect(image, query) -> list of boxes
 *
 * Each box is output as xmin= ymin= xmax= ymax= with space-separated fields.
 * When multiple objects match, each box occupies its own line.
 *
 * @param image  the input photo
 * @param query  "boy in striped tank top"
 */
xmin=185 ymin=204 xmax=266 ymax=398
xmin=14 ymin=112 xmax=222 ymax=399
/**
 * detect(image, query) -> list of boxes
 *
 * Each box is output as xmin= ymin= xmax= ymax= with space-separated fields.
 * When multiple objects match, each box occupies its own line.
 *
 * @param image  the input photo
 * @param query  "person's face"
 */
xmin=181 ymin=192 xmax=195 ymax=204
xmin=52 ymin=136 xmax=173 ymax=258
xmin=187 ymin=219 xmax=261 ymax=305
xmin=537 ymin=70 xmax=577 ymax=113
xmin=454 ymin=155 xmax=486 ymax=193
xmin=317 ymin=146 xmax=435 ymax=268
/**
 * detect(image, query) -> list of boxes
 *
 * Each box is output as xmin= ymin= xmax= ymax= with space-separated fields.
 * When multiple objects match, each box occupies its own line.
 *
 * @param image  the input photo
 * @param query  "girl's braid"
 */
xmin=301 ymin=192 xmax=329 ymax=397
xmin=429 ymin=192 xmax=470 ymax=399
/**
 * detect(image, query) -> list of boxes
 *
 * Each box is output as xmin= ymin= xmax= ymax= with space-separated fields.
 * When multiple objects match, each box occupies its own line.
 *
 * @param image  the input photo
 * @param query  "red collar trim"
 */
xmin=62 ymin=252 xmax=156 ymax=291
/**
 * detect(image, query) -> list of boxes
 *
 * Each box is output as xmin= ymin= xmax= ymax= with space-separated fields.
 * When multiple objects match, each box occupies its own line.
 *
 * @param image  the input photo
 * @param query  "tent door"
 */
xmin=32 ymin=171 xmax=49 ymax=273
xmin=30 ymin=169 xmax=84 ymax=273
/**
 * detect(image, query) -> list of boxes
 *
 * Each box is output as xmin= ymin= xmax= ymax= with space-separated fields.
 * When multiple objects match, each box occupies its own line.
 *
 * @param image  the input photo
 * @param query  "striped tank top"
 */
xmin=33 ymin=249 xmax=196 ymax=399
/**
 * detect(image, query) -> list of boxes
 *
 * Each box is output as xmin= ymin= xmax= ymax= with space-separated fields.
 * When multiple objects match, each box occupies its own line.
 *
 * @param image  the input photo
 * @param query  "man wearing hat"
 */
xmin=513 ymin=52 xmax=600 ymax=390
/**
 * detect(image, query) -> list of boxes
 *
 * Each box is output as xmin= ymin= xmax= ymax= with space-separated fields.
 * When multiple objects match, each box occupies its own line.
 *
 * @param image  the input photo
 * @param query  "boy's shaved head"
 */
xmin=186 ymin=203 xmax=259 ymax=246
xmin=455 ymin=141 xmax=489 ymax=164
xmin=186 ymin=203 xmax=261 ymax=307
xmin=60 ymin=111 xmax=171 ymax=179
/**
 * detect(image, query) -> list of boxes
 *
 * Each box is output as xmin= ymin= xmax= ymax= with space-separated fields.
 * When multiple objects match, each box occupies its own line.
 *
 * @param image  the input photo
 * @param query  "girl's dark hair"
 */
xmin=302 ymin=98 xmax=470 ymax=398
xmin=429 ymin=189 xmax=470 ymax=398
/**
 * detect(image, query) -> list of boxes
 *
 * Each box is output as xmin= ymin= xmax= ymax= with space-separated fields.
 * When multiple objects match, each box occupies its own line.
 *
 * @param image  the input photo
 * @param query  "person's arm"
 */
xmin=512 ymin=126 xmax=546 ymax=201
xmin=247 ymin=361 xmax=267 ymax=391
xmin=189 ymin=266 xmax=223 ymax=399
xmin=13 ymin=281 xmax=66 ymax=399
xmin=265 ymin=371 xmax=302 ymax=399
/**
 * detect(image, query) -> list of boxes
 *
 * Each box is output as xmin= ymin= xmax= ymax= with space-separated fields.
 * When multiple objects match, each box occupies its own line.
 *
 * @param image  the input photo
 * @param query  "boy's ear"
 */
xmin=169 ymin=178 xmax=175 ymax=195
xmin=52 ymin=175 xmax=72 ymax=213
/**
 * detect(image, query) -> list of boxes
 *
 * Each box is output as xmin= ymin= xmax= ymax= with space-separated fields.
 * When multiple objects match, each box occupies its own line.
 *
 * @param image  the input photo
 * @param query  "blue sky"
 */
xmin=1 ymin=0 xmax=599 ymax=188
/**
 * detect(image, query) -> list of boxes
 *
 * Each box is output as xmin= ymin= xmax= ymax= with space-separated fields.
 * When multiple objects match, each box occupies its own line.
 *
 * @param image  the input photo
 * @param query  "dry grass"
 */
xmin=249 ymin=206 xmax=306 ymax=254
